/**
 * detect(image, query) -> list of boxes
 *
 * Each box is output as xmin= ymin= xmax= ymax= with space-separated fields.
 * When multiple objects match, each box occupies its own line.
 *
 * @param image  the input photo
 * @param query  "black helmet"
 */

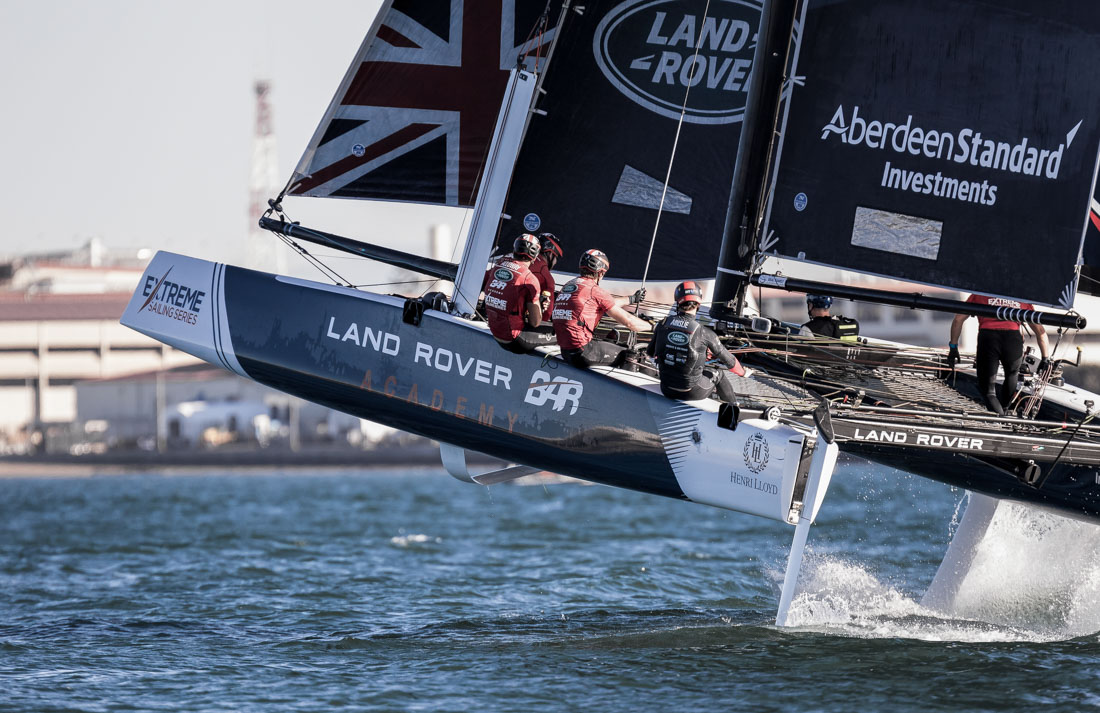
xmin=807 ymin=294 xmax=833 ymax=309
xmin=539 ymin=233 xmax=563 ymax=260
xmin=674 ymin=280 xmax=703 ymax=306
xmin=513 ymin=233 xmax=541 ymax=260
xmin=579 ymin=249 xmax=610 ymax=275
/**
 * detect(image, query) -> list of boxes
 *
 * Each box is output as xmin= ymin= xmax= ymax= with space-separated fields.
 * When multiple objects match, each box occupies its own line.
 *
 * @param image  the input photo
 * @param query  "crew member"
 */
xmin=552 ymin=249 xmax=649 ymax=368
xmin=647 ymin=281 xmax=745 ymax=402
xmin=530 ymin=233 xmax=562 ymax=313
xmin=948 ymin=293 xmax=1051 ymax=415
xmin=802 ymin=295 xmax=858 ymax=340
xmin=482 ymin=234 xmax=557 ymax=354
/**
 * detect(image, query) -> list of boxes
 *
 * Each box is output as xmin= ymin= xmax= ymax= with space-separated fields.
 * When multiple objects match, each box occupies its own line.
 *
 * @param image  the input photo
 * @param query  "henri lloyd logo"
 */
xmin=742 ymin=432 xmax=769 ymax=473
xmin=593 ymin=0 xmax=762 ymax=124
xmin=524 ymin=370 xmax=583 ymax=415
xmin=140 ymin=268 xmax=206 ymax=326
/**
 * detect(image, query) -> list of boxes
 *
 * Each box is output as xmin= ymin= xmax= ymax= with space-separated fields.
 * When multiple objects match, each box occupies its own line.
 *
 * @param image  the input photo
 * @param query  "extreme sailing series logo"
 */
xmin=593 ymin=0 xmax=763 ymax=124
xmin=139 ymin=267 xmax=206 ymax=326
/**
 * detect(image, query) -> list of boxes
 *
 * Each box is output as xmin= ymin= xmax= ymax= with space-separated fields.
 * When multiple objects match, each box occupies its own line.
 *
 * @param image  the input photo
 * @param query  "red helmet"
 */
xmin=539 ymin=233 xmax=563 ymax=260
xmin=579 ymin=249 xmax=610 ymax=275
xmin=675 ymin=280 xmax=703 ymax=306
xmin=513 ymin=233 xmax=541 ymax=260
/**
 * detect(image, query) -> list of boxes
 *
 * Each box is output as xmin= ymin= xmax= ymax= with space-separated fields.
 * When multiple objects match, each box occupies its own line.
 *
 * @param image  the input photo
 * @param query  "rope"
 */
xmin=260 ymin=203 xmax=357 ymax=288
xmin=639 ymin=0 xmax=714 ymax=289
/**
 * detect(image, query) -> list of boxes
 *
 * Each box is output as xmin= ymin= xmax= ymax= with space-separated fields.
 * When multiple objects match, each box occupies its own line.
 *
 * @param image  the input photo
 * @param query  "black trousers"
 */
xmin=975 ymin=329 xmax=1023 ymax=415
xmin=660 ymin=369 xmax=737 ymax=403
xmin=496 ymin=328 xmax=559 ymax=355
xmin=560 ymin=340 xmax=629 ymax=368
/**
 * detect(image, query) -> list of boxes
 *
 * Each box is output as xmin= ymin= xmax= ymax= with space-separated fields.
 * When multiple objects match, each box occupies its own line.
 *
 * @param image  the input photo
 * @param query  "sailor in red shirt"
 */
xmin=482 ymin=234 xmax=558 ymax=354
xmin=530 ymin=233 xmax=563 ymax=313
xmin=948 ymin=293 xmax=1050 ymax=415
xmin=552 ymin=249 xmax=650 ymax=368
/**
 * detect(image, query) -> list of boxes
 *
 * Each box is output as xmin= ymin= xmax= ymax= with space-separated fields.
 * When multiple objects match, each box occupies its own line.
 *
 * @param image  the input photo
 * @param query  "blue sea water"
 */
xmin=3 ymin=461 xmax=1100 ymax=712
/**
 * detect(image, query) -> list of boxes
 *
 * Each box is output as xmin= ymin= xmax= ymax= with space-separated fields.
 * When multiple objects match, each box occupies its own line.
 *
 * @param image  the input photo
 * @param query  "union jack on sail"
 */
xmin=290 ymin=0 xmax=557 ymax=208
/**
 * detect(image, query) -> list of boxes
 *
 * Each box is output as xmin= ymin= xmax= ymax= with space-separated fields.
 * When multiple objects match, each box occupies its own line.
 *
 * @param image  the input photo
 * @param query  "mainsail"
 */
xmin=756 ymin=0 xmax=1100 ymax=308
xmin=289 ymin=0 xmax=558 ymax=207
xmin=500 ymin=0 xmax=763 ymax=281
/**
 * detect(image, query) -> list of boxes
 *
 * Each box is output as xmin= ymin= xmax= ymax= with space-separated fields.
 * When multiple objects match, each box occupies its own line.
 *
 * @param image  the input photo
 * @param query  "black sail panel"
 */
xmin=501 ymin=0 xmax=762 ymax=281
xmin=762 ymin=0 xmax=1100 ymax=308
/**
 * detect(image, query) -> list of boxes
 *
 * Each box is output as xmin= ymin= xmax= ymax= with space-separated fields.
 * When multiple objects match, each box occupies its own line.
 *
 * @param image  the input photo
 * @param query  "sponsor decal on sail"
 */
xmin=821 ymin=105 xmax=1084 ymax=208
xmin=593 ymin=0 xmax=762 ymax=124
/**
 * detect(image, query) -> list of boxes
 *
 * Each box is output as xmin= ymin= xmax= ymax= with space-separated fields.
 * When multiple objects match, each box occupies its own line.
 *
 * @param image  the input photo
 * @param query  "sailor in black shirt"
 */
xmin=802 ymin=294 xmax=859 ymax=340
xmin=646 ymin=281 xmax=745 ymax=402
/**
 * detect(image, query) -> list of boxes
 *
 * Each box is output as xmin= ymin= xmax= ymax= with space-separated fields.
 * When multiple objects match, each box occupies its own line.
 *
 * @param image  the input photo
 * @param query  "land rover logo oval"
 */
xmin=667 ymin=331 xmax=689 ymax=345
xmin=562 ymin=283 xmax=578 ymax=293
xmin=593 ymin=0 xmax=763 ymax=125
xmin=743 ymin=432 xmax=769 ymax=473
xmin=494 ymin=268 xmax=513 ymax=281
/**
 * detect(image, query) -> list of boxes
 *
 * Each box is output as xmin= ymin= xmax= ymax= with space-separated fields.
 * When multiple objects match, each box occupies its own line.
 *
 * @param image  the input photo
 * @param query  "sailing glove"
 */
xmin=1038 ymin=357 xmax=1052 ymax=374
xmin=630 ymin=288 xmax=646 ymax=305
xmin=947 ymin=345 xmax=960 ymax=368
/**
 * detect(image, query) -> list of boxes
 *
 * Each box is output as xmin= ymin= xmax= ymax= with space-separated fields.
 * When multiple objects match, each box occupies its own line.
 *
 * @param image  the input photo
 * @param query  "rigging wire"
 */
xmin=519 ymin=1 xmax=554 ymax=72
xmin=260 ymin=203 xmax=356 ymax=288
xmin=639 ymin=0 xmax=714 ymax=290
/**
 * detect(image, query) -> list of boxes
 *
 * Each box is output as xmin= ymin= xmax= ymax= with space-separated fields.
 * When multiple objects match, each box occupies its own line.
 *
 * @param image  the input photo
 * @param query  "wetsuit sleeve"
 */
xmin=703 ymin=328 xmax=739 ymax=369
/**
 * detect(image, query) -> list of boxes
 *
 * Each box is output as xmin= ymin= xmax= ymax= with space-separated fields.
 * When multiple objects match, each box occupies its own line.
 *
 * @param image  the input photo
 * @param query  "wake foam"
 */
xmin=938 ymin=500 xmax=1100 ymax=638
xmin=777 ymin=500 xmax=1100 ymax=641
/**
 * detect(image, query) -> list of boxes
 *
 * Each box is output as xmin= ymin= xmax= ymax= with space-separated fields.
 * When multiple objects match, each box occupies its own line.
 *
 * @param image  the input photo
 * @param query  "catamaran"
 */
xmin=121 ymin=0 xmax=1100 ymax=625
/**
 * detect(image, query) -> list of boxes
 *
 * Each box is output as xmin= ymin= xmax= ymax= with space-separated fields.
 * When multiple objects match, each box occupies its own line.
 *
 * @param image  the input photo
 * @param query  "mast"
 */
xmin=710 ymin=0 xmax=801 ymax=319
xmin=450 ymin=69 xmax=539 ymax=316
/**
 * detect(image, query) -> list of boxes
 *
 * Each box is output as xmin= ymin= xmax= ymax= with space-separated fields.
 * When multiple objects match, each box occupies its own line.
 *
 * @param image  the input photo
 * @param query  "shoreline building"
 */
xmin=0 ymin=242 xmax=200 ymax=451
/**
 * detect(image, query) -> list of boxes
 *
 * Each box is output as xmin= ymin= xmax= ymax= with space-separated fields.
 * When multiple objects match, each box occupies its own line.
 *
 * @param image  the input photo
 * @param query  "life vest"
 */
xmin=805 ymin=315 xmax=860 ymax=341
xmin=654 ymin=314 xmax=706 ymax=391
xmin=836 ymin=316 xmax=860 ymax=341
xmin=552 ymin=277 xmax=614 ymax=350
xmin=483 ymin=257 xmax=538 ymax=341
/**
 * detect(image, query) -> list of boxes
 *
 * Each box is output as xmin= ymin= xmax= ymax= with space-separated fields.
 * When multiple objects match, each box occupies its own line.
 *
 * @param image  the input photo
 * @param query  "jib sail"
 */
xmin=288 ymin=0 xmax=558 ymax=208
xmin=499 ymin=0 xmax=762 ymax=281
xmin=759 ymin=0 xmax=1100 ymax=308
xmin=1079 ymin=186 xmax=1100 ymax=297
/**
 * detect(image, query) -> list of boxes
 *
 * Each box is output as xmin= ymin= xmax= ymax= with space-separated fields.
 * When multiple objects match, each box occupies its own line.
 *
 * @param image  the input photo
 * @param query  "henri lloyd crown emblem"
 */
xmin=593 ymin=0 xmax=762 ymax=124
xmin=743 ymin=432 xmax=769 ymax=473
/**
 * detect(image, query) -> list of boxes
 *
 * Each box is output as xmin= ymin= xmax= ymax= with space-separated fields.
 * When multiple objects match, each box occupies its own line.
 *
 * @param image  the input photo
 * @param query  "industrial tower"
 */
xmin=247 ymin=80 xmax=287 ymax=273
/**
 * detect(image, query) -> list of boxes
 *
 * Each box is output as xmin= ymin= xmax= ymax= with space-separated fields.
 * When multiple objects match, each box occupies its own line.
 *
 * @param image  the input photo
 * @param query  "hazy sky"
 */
xmin=0 ymin=0 xmax=465 ymax=281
